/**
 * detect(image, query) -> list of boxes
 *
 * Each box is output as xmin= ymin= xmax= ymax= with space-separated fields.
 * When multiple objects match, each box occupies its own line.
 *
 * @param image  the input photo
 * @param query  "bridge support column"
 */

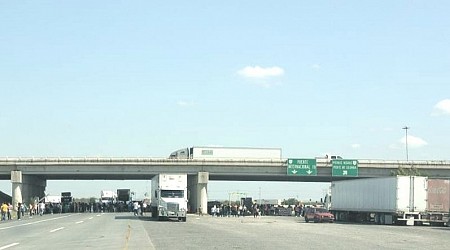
xmin=11 ymin=171 xmax=46 ymax=212
xmin=11 ymin=171 xmax=23 ymax=213
xmin=187 ymin=172 xmax=208 ymax=215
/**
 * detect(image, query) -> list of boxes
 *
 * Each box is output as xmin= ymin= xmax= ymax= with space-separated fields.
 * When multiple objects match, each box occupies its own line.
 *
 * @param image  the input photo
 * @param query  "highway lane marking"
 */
xmin=0 ymin=214 xmax=73 ymax=230
xmin=0 ymin=243 xmax=19 ymax=249
xmin=76 ymin=221 xmax=84 ymax=224
xmin=50 ymin=227 xmax=65 ymax=233
xmin=88 ymin=217 xmax=94 ymax=220
xmin=124 ymin=224 xmax=131 ymax=249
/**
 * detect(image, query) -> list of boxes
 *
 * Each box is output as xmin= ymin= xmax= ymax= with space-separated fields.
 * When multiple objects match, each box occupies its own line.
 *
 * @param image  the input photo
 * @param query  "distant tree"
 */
xmin=391 ymin=165 xmax=425 ymax=176
xmin=282 ymin=198 xmax=297 ymax=206
xmin=74 ymin=197 xmax=97 ymax=203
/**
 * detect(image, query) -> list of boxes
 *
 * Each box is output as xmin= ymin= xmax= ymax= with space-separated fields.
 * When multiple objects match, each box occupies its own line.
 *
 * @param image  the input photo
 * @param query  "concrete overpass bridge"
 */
xmin=1 ymin=157 xmax=450 ymax=214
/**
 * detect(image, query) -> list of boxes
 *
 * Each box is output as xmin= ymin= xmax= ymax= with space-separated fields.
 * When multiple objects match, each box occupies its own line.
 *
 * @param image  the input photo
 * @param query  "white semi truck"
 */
xmin=169 ymin=146 xmax=282 ymax=160
xmin=330 ymin=176 xmax=428 ymax=225
xmin=151 ymin=173 xmax=187 ymax=222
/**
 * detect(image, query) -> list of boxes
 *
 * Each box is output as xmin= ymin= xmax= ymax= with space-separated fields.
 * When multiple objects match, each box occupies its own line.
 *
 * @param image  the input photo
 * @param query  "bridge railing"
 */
xmin=0 ymin=157 xmax=286 ymax=165
xmin=1 ymin=157 xmax=450 ymax=169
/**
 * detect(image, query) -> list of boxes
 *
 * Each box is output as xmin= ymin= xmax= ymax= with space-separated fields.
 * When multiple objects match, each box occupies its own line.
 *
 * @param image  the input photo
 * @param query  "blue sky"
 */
xmin=1 ymin=1 xmax=449 ymax=200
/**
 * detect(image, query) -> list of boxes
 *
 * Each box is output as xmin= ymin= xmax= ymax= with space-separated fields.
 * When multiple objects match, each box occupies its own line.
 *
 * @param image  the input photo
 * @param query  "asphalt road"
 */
xmin=1 ymin=213 xmax=449 ymax=249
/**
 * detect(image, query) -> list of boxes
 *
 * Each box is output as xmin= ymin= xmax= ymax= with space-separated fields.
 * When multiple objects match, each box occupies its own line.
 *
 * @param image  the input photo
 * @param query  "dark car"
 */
xmin=304 ymin=207 xmax=334 ymax=223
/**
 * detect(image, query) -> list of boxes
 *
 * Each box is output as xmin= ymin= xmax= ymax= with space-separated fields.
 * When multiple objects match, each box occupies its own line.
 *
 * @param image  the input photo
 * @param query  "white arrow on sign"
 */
xmin=291 ymin=169 xmax=298 ymax=174
xmin=306 ymin=170 xmax=312 ymax=175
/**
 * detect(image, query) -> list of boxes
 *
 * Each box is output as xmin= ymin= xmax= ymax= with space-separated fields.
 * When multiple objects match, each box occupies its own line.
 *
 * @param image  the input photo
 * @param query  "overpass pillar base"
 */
xmin=11 ymin=171 xmax=46 ymax=212
xmin=187 ymin=172 xmax=209 ymax=215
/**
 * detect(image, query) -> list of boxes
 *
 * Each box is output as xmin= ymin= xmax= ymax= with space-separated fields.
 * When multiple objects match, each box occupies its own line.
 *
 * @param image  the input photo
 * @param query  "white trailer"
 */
xmin=100 ymin=190 xmax=117 ymax=204
xmin=169 ymin=146 xmax=282 ymax=160
xmin=330 ymin=176 xmax=428 ymax=225
xmin=151 ymin=173 xmax=187 ymax=222
xmin=44 ymin=195 xmax=61 ymax=203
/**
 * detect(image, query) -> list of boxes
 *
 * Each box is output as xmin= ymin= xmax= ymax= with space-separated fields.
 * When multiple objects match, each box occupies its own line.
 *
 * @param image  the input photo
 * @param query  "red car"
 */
xmin=304 ymin=207 xmax=334 ymax=223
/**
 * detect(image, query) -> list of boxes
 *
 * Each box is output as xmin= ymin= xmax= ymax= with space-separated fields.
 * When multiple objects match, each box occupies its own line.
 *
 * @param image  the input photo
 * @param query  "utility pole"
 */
xmin=259 ymin=187 xmax=261 ymax=206
xmin=402 ymin=126 xmax=410 ymax=161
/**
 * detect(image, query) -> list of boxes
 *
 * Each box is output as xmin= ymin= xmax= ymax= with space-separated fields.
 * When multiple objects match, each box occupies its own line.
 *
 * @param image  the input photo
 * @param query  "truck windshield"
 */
xmin=161 ymin=190 xmax=184 ymax=198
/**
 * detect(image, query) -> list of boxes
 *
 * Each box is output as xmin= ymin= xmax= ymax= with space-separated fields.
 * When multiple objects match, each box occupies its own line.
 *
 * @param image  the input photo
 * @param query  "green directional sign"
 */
xmin=287 ymin=159 xmax=317 ymax=176
xmin=332 ymin=159 xmax=359 ymax=176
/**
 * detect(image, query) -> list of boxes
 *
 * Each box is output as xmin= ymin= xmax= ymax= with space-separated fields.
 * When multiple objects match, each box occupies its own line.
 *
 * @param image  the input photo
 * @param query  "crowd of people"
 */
xmin=209 ymin=203 xmax=306 ymax=217
xmin=0 ymin=200 xmax=150 ymax=222
xmin=1 ymin=201 xmax=44 ymax=221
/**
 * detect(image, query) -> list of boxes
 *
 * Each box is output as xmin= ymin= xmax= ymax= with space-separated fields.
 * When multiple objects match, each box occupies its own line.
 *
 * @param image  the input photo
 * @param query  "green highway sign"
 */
xmin=332 ymin=159 xmax=359 ymax=176
xmin=287 ymin=159 xmax=317 ymax=176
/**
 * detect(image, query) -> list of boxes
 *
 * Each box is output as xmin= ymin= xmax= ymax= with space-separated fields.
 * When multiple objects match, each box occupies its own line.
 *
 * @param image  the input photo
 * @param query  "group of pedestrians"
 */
xmin=1 ymin=202 xmax=12 ymax=221
xmin=208 ymin=203 xmax=306 ymax=217
xmin=133 ymin=201 xmax=146 ymax=216
xmin=1 ymin=201 xmax=50 ymax=221
xmin=210 ymin=204 xmax=255 ymax=217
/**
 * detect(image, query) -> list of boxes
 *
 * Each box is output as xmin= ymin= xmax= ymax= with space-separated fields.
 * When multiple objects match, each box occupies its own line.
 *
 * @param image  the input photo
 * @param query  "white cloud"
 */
xmin=351 ymin=144 xmax=361 ymax=149
xmin=311 ymin=64 xmax=321 ymax=70
xmin=237 ymin=66 xmax=284 ymax=78
xmin=389 ymin=143 xmax=400 ymax=150
xmin=432 ymin=99 xmax=450 ymax=116
xmin=399 ymin=135 xmax=428 ymax=148
xmin=177 ymin=100 xmax=194 ymax=107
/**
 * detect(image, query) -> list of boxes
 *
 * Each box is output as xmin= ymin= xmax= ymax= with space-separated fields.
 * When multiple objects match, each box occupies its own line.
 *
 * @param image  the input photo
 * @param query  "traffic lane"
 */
xmin=141 ymin=215 xmax=314 ymax=249
xmin=142 ymin=215 xmax=450 ymax=250
xmin=318 ymin=222 xmax=450 ymax=249
xmin=0 ymin=213 xmax=78 ymax=249
xmin=0 ymin=213 xmax=154 ymax=250
xmin=0 ymin=213 xmax=76 ymax=238
xmin=294 ymin=218 xmax=450 ymax=249
xmin=3 ymin=213 xmax=449 ymax=249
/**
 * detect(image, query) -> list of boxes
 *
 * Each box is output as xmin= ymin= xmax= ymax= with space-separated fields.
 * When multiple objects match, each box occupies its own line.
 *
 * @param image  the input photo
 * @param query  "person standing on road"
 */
xmin=133 ymin=201 xmax=139 ymax=216
xmin=39 ymin=202 xmax=45 ymax=216
xmin=253 ymin=204 xmax=259 ymax=218
xmin=7 ymin=203 xmax=12 ymax=220
xmin=139 ymin=202 xmax=144 ymax=216
xmin=17 ymin=202 xmax=22 ymax=220
xmin=1 ymin=202 xmax=8 ymax=221
xmin=29 ymin=203 xmax=33 ymax=217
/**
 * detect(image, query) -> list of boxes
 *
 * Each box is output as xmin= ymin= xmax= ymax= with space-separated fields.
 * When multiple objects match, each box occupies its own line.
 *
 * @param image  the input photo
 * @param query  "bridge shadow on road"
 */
xmin=114 ymin=215 xmax=145 ymax=220
xmin=431 ymin=227 xmax=450 ymax=231
xmin=113 ymin=213 xmax=186 ymax=222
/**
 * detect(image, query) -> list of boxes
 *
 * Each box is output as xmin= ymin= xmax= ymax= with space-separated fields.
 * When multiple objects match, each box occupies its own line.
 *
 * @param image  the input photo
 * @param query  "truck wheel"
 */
xmin=305 ymin=217 xmax=309 ymax=223
xmin=182 ymin=217 xmax=187 ymax=222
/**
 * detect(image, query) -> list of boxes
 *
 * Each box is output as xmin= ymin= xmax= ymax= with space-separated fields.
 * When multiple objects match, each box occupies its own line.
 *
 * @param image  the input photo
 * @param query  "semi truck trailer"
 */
xmin=169 ymin=146 xmax=282 ymax=160
xmin=151 ymin=173 xmax=187 ymax=222
xmin=330 ymin=176 xmax=428 ymax=225
xmin=100 ymin=190 xmax=117 ymax=204
xmin=422 ymin=179 xmax=450 ymax=226
xmin=117 ymin=189 xmax=131 ymax=202
xmin=329 ymin=176 xmax=450 ymax=226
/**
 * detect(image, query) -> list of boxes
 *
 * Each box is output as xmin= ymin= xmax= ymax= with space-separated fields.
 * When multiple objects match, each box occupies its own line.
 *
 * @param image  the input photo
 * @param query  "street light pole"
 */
xmin=402 ymin=126 xmax=410 ymax=161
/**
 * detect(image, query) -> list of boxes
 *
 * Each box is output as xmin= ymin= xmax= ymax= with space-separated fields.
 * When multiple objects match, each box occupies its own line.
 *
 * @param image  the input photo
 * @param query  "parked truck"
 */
xmin=169 ymin=146 xmax=282 ymax=160
xmin=330 ymin=176 xmax=428 ymax=225
xmin=329 ymin=176 xmax=450 ymax=226
xmin=117 ymin=189 xmax=131 ymax=202
xmin=151 ymin=173 xmax=187 ymax=222
xmin=422 ymin=179 xmax=450 ymax=226
xmin=100 ymin=190 xmax=117 ymax=204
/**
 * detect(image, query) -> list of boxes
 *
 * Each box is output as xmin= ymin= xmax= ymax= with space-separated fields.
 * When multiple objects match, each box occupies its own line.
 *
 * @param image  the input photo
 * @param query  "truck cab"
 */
xmin=316 ymin=154 xmax=343 ymax=163
xmin=325 ymin=155 xmax=342 ymax=160
xmin=151 ymin=174 xmax=188 ymax=222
